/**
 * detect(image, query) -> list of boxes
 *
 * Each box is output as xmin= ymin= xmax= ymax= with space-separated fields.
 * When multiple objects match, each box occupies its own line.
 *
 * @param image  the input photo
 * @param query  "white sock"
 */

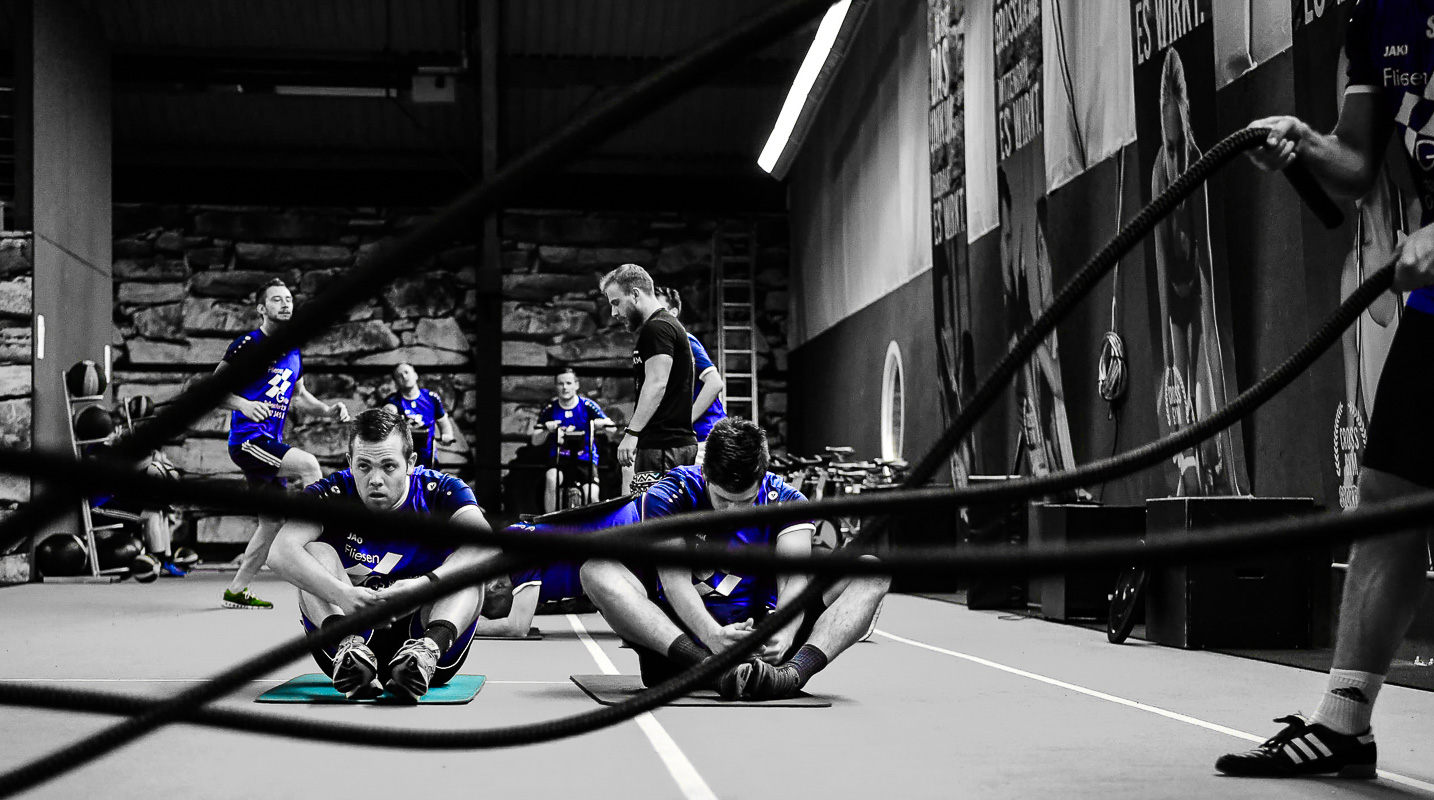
xmin=1311 ymin=669 xmax=1384 ymax=735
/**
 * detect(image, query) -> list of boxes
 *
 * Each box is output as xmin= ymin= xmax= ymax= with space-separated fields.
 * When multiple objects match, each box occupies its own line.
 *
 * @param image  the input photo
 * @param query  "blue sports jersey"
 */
xmin=536 ymin=396 xmax=608 ymax=464
xmin=687 ymin=334 xmax=727 ymax=443
xmin=1346 ymin=0 xmax=1434 ymax=312
xmin=225 ymin=329 xmax=302 ymax=446
xmin=306 ymin=467 xmax=479 ymax=588
xmin=509 ymin=499 xmax=640 ymax=603
xmin=640 ymin=466 xmax=814 ymax=625
xmin=384 ymin=388 xmax=447 ymax=460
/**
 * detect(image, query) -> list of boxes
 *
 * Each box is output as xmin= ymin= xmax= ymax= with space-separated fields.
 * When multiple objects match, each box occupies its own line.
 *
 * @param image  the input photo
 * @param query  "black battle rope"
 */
xmin=0 ymin=0 xmax=840 ymax=564
xmin=0 ymin=1 xmax=844 ymax=795
xmin=0 ymin=130 xmax=1347 ymax=793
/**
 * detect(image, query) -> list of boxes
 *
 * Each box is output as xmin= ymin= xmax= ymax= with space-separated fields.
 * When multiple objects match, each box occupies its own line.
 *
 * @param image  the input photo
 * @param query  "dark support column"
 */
xmin=15 ymin=0 xmax=112 ymax=555
xmin=474 ymin=0 xmax=503 ymax=511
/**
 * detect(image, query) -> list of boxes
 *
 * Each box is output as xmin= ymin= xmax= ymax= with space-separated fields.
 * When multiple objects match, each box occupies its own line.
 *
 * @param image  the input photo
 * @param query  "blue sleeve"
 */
xmin=303 ymin=472 xmax=345 ymax=498
xmin=510 ymin=566 xmax=543 ymax=590
xmin=584 ymin=398 xmax=608 ymax=420
xmin=431 ymin=474 xmax=480 ymax=519
xmin=223 ymin=334 xmax=253 ymax=364
xmin=639 ymin=474 xmax=693 ymax=520
xmin=689 ymin=335 xmax=715 ymax=373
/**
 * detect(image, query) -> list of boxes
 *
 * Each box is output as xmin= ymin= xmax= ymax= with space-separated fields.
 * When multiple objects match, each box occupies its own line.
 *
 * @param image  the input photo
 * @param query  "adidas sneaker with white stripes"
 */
xmin=1215 ymin=714 xmax=1376 ymax=778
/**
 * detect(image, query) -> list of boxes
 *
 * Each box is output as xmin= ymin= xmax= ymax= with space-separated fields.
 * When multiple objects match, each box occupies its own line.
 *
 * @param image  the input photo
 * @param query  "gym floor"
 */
xmin=3 ymin=573 xmax=1434 ymax=799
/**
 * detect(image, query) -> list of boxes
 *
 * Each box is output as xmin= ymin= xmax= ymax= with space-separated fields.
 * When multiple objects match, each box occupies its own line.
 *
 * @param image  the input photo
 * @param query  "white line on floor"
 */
xmin=566 ymin=614 xmax=718 ymax=800
xmin=875 ymin=629 xmax=1434 ymax=795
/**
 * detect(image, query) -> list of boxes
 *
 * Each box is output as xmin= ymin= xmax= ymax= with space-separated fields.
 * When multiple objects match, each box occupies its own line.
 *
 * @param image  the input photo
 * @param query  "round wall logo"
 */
xmin=1332 ymin=401 xmax=1368 ymax=510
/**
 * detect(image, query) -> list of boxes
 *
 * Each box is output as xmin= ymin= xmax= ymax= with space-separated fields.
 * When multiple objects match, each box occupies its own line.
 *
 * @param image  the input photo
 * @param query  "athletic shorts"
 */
xmin=300 ymin=608 xmax=478 ymax=689
xmin=631 ymin=444 xmax=699 ymax=494
xmin=229 ymin=435 xmax=292 ymax=488
xmin=635 ymin=596 xmax=825 ymax=688
xmin=554 ymin=460 xmax=596 ymax=488
xmin=1364 ymin=306 xmax=1434 ymax=489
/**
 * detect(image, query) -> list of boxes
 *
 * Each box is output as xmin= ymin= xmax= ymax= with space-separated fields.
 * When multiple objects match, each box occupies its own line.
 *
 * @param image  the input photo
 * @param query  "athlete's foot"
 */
xmin=1215 ymin=714 xmax=1376 ymax=778
xmin=159 ymin=560 xmax=188 ymax=578
xmin=717 ymin=658 xmax=802 ymax=701
xmin=386 ymin=638 xmax=441 ymax=701
xmin=332 ymin=635 xmax=383 ymax=699
xmin=221 ymin=588 xmax=272 ymax=609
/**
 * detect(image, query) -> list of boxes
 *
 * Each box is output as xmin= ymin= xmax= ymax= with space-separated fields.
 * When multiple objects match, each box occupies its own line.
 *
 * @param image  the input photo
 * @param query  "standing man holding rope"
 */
xmin=599 ymin=265 xmax=697 ymax=493
xmin=218 ymin=278 xmax=352 ymax=610
xmin=1218 ymin=0 xmax=1434 ymax=778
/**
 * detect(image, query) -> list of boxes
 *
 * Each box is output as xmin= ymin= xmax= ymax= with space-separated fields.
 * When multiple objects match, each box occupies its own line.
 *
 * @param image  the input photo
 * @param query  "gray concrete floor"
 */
xmin=2 ymin=574 xmax=1434 ymax=799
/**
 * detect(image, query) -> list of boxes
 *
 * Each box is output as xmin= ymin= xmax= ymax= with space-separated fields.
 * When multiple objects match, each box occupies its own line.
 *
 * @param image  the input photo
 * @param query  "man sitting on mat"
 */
xmin=477 ymin=497 xmax=639 ymax=636
xmin=267 ymin=408 xmax=495 ymax=701
xmin=581 ymin=418 xmax=890 ymax=700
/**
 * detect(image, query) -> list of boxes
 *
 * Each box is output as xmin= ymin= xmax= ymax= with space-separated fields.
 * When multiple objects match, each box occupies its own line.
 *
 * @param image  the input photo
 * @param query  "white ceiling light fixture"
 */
xmin=757 ymin=0 xmax=860 ymax=177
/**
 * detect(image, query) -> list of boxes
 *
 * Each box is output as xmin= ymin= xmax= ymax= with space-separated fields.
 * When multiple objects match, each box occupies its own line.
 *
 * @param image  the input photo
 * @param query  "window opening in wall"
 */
xmin=881 ymin=340 xmax=904 ymax=461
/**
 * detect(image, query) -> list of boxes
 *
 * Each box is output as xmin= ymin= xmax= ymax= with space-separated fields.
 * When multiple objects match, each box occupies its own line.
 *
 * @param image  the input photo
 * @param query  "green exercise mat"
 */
xmin=255 ymin=673 xmax=485 ymax=704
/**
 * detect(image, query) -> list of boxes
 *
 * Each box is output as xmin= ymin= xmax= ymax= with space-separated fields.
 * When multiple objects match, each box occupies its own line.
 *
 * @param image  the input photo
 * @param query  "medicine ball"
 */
xmin=97 ymin=533 xmax=143 ymax=571
xmin=126 ymin=394 xmax=155 ymax=423
xmin=36 ymin=534 xmax=88 ymax=577
xmin=172 ymin=546 xmax=199 ymax=569
xmin=73 ymin=406 xmax=114 ymax=441
xmin=130 ymin=553 xmax=161 ymax=583
xmin=143 ymin=459 xmax=177 ymax=480
xmin=65 ymin=360 xmax=106 ymax=398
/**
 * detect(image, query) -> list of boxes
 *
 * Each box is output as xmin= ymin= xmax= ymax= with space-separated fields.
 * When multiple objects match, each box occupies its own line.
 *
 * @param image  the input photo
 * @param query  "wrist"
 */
xmin=624 ymin=427 xmax=643 ymax=438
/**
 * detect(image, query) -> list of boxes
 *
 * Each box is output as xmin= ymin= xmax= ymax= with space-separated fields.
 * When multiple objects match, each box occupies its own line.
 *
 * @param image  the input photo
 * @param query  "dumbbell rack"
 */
xmin=44 ymin=379 xmax=125 ymax=583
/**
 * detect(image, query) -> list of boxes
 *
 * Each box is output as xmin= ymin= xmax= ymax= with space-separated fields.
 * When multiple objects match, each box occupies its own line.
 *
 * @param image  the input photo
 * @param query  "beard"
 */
xmin=623 ymin=306 xmax=645 ymax=331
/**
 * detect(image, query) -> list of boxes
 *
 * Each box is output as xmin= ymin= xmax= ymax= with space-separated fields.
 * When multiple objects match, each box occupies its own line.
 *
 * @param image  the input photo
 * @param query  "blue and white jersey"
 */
xmin=509 ymin=498 xmax=640 ymax=603
xmin=1346 ymin=0 xmax=1434 ymax=312
xmin=687 ymin=334 xmax=727 ymax=443
xmin=640 ymin=466 xmax=814 ymax=624
xmin=306 ymin=467 xmax=479 ymax=588
xmin=224 ymin=328 xmax=302 ymax=446
xmin=536 ymin=396 xmax=608 ymax=464
xmin=384 ymin=388 xmax=448 ymax=460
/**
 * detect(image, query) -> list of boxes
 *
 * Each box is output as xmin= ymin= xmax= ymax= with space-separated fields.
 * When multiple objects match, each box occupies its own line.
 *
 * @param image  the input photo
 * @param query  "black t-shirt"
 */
xmin=633 ymin=308 xmax=697 ymax=448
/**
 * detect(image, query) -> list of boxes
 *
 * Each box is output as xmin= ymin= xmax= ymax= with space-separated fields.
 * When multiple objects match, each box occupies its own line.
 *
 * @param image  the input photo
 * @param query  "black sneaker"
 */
xmin=1215 ymin=714 xmax=1376 ymax=778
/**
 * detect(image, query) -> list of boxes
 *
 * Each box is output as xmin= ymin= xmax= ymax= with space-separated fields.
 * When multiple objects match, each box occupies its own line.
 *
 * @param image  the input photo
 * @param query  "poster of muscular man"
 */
xmin=1130 ymin=0 xmax=1248 ymax=496
xmin=929 ymin=0 xmax=976 ymax=485
xmin=994 ymin=0 xmax=1079 ymax=478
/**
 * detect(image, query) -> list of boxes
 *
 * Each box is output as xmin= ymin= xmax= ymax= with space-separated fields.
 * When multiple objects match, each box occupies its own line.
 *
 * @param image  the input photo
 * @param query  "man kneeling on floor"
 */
xmin=581 ymin=418 xmax=889 ymax=700
xmin=268 ymin=409 xmax=495 ymax=700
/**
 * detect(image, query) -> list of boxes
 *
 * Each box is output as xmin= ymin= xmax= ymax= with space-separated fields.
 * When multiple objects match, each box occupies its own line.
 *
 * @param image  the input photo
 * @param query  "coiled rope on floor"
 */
xmin=0 ymin=104 xmax=1354 ymax=800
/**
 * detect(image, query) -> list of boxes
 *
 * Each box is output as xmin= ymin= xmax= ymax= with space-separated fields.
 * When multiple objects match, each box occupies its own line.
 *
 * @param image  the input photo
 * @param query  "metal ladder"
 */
xmin=713 ymin=219 xmax=759 ymax=423
xmin=47 ymin=377 xmax=126 ymax=583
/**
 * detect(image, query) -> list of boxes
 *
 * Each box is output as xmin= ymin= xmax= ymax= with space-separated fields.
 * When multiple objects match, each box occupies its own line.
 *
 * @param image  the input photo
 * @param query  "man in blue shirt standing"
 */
xmin=267 ymin=409 xmax=494 ymax=700
xmin=218 ymin=278 xmax=351 ymax=610
xmin=581 ymin=418 xmax=890 ymax=700
xmin=530 ymin=369 xmax=615 ymax=512
xmin=1219 ymin=0 xmax=1434 ymax=777
xmin=654 ymin=287 xmax=727 ymax=463
xmin=383 ymin=362 xmax=457 ymax=470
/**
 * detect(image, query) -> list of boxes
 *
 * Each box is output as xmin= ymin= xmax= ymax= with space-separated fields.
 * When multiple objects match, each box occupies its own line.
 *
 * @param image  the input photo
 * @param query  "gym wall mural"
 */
xmin=1130 ymin=0 xmax=1248 ymax=496
xmin=928 ymin=0 xmax=976 ymax=487
xmin=993 ymin=0 xmax=1080 ymax=480
xmin=1292 ymin=0 xmax=1410 ymax=510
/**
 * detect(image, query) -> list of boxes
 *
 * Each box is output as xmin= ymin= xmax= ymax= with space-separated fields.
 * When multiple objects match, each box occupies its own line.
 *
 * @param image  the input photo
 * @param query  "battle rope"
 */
xmin=0 ymin=128 xmax=1350 ymax=794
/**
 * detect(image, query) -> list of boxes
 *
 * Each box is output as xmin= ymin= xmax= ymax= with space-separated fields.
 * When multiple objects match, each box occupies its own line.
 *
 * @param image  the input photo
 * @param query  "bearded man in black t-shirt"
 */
xmin=599 ymin=263 xmax=698 ymax=492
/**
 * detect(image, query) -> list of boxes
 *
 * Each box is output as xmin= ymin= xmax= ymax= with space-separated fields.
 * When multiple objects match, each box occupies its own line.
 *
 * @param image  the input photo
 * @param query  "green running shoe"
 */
xmin=222 ymin=588 xmax=273 ymax=609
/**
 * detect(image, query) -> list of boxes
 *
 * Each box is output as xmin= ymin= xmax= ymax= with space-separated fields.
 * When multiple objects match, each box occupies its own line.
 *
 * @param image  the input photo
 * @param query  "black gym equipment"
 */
xmin=72 ymin=406 xmax=114 ymax=443
xmin=64 ymin=360 xmax=106 ymax=398
xmin=34 ymin=535 xmax=88 ymax=578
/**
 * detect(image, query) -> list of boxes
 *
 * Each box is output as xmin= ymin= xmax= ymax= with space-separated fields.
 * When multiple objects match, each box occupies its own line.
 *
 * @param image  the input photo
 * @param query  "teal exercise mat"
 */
xmin=570 ymin=674 xmax=830 ymax=707
xmin=255 ymin=673 xmax=485 ymax=704
xmin=474 ymin=627 xmax=543 ymax=640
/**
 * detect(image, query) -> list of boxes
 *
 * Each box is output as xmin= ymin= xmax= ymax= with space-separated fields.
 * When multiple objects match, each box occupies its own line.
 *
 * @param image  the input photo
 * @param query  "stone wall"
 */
xmin=497 ymin=212 xmax=790 ymax=478
xmin=0 ymin=232 xmax=32 ymax=508
xmin=111 ymin=205 xmax=481 ymax=485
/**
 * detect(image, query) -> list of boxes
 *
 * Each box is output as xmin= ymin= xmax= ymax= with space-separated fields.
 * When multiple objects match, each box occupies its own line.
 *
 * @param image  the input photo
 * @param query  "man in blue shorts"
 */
xmin=1218 ymin=0 xmax=1434 ymax=777
xmin=476 ymin=497 xmax=639 ymax=636
xmin=383 ymin=363 xmax=457 ymax=470
xmin=530 ymin=369 xmax=616 ymax=512
xmin=654 ymin=287 xmax=727 ymax=463
xmin=267 ymin=409 xmax=495 ymax=700
xmin=219 ymin=278 xmax=351 ymax=610
xmin=581 ymin=418 xmax=890 ymax=700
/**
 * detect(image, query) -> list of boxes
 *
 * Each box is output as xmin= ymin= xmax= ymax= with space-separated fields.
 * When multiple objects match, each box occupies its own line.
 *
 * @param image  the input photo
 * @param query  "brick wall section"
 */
xmin=498 ymin=211 xmax=789 ymax=466
xmin=0 ymin=232 xmax=32 ymax=507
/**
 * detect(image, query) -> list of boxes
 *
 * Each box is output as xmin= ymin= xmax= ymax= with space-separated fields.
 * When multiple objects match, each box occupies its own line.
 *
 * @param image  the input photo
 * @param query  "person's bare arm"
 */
xmin=473 ymin=583 xmax=541 ymax=637
xmin=213 ymin=361 xmax=272 ymax=422
xmin=268 ymin=519 xmax=380 ymax=614
xmin=436 ymin=414 xmax=457 ymax=446
xmin=761 ymin=529 xmax=812 ymax=663
xmin=692 ymin=367 xmax=724 ymax=425
xmin=1247 ymin=93 xmax=1392 ymax=198
xmin=656 ymin=565 xmax=758 ymax=654
xmin=628 ymin=355 xmax=673 ymax=432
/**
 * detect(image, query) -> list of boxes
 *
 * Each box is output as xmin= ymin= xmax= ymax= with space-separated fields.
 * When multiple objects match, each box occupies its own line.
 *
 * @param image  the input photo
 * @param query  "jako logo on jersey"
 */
xmin=767 ymin=490 xmax=778 ymax=501
xmin=427 ymin=482 xmax=437 ymax=491
xmin=1417 ymin=139 xmax=1434 ymax=172
xmin=1386 ymin=44 xmax=1410 ymax=56
xmin=264 ymin=368 xmax=293 ymax=399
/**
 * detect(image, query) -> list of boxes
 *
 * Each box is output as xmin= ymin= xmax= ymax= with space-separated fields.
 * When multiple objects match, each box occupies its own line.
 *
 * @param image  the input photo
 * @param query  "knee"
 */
xmin=853 ymin=555 xmax=892 ymax=596
xmin=291 ymin=450 xmax=322 ymax=486
xmin=544 ymin=470 xmax=558 ymax=489
xmin=303 ymin=541 xmax=345 ymax=578
xmin=579 ymin=559 xmax=625 ymax=602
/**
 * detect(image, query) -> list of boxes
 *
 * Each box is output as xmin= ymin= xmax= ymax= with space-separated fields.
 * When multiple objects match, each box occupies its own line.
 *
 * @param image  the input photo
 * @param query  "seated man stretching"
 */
xmin=477 ymin=497 xmax=639 ymax=636
xmin=581 ymin=418 xmax=889 ymax=700
xmin=268 ymin=409 xmax=494 ymax=700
